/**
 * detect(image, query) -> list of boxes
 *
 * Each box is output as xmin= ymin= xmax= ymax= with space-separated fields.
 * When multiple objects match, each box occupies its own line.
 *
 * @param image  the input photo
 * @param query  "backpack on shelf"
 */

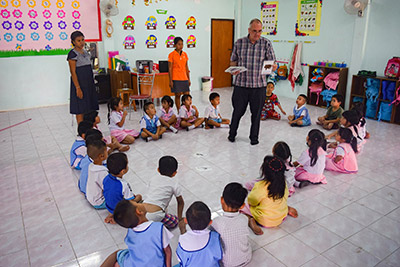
xmin=365 ymin=98 xmax=378 ymax=119
xmin=365 ymin=78 xmax=380 ymax=102
xmin=381 ymin=80 xmax=396 ymax=101
xmin=384 ymin=57 xmax=400 ymax=78
xmin=378 ymin=103 xmax=393 ymax=121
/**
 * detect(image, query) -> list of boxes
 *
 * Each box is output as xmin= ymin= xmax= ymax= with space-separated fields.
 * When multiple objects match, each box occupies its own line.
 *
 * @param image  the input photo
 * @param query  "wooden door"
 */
xmin=211 ymin=19 xmax=234 ymax=88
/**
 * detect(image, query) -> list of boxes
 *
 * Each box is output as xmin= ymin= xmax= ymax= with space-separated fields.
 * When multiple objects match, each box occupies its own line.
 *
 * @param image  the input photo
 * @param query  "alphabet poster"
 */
xmin=261 ymin=2 xmax=278 ymax=35
xmin=0 ymin=0 xmax=101 ymax=56
xmin=295 ymin=0 xmax=322 ymax=36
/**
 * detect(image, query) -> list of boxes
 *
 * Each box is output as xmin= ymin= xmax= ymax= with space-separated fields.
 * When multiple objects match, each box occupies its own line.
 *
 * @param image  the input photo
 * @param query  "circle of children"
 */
xmin=69 ymin=81 xmax=367 ymax=266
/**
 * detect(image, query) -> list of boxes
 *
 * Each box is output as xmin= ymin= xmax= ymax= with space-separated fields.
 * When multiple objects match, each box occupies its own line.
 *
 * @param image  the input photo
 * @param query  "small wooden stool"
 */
xmin=117 ymin=88 xmax=134 ymax=107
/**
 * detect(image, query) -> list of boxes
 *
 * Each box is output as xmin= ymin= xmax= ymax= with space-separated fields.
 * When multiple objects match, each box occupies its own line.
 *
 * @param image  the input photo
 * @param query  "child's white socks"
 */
xmin=220 ymin=124 xmax=229 ymax=128
xmin=170 ymin=126 xmax=178 ymax=133
xmin=146 ymin=137 xmax=153 ymax=142
xmin=188 ymin=125 xmax=195 ymax=130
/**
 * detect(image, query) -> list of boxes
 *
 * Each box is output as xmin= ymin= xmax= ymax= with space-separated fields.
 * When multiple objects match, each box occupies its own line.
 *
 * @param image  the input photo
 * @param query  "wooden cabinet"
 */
xmin=307 ymin=65 xmax=348 ymax=108
xmin=108 ymin=69 xmax=132 ymax=98
xmin=350 ymin=75 xmax=400 ymax=124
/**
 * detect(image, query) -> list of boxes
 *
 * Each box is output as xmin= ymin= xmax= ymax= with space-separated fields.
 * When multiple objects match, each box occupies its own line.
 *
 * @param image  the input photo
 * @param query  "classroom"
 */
xmin=0 ymin=0 xmax=399 ymax=266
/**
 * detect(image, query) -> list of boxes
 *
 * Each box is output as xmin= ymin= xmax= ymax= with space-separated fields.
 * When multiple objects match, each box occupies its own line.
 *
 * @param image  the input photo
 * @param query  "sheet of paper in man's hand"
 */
xmin=262 ymin=60 xmax=275 ymax=75
xmin=225 ymin=66 xmax=248 ymax=74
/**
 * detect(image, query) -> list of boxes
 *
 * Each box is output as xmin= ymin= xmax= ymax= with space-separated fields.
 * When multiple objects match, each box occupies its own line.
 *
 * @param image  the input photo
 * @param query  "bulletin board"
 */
xmin=295 ymin=0 xmax=322 ymax=36
xmin=0 ymin=0 xmax=101 ymax=57
xmin=261 ymin=1 xmax=278 ymax=35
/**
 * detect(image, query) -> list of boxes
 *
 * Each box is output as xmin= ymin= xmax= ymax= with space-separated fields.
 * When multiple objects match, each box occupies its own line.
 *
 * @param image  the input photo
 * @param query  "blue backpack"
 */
xmin=365 ymin=99 xmax=378 ymax=119
xmin=378 ymin=103 xmax=393 ymax=121
xmin=382 ymin=81 xmax=396 ymax=101
xmin=365 ymin=78 xmax=380 ymax=102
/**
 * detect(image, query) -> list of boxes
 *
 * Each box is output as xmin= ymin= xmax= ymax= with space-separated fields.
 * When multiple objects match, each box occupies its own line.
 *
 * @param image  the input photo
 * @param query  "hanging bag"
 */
xmin=384 ymin=57 xmax=400 ymax=78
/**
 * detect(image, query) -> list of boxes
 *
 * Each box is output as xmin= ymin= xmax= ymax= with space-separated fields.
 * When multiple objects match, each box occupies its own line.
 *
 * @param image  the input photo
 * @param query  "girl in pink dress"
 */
xmin=158 ymin=95 xmax=179 ymax=133
xmin=178 ymin=94 xmax=205 ymax=130
xmin=107 ymin=97 xmax=139 ymax=144
xmin=325 ymin=127 xmax=358 ymax=173
xmin=294 ymin=129 xmax=327 ymax=188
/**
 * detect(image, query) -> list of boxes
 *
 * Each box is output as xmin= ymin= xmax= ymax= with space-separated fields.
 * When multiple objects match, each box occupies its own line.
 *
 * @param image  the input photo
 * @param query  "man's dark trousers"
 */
xmin=229 ymin=86 xmax=266 ymax=143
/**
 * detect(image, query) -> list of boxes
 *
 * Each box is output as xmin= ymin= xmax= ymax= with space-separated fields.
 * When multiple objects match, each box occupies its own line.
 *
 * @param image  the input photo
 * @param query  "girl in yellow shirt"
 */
xmin=241 ymin=156 xmax=298 ymax=235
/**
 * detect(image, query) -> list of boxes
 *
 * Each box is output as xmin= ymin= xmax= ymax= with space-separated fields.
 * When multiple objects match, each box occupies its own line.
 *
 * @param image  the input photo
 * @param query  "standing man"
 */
xmin=228 ymin=19 xmax=277 ymax=145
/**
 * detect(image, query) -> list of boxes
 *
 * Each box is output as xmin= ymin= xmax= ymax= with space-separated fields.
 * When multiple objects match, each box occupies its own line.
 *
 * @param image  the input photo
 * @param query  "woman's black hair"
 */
xmin=83 ymin=110 xmax=99 ymax=125
xmin=70 ymin=31 xmax=84 ymax=45
xmin=338 ymin=127 xmax=358 ymax=153
xmin=351 ymin=102 xmax=366 ymax=127
xmin=307 ymin=129 xmax=327 ymax=167
xmin=161 ymin=95 xmax=174 ymax=108
xmin=260 ymin=156 xmax=286 ymax=200
xmin=174 ymin=36 xmax=183 ymax=46
xmin=342 ymin=110 xmax=362 ymax=140
xmin=272 ymin=141 xmax=293 ymax=167
xmin=107 ymin=97 xmax=122 ymax=124
xmin=181 ymin=94 xmax=192 ymax=104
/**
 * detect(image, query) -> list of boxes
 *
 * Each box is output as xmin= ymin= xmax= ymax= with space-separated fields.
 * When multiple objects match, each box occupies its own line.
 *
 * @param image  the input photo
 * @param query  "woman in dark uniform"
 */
xmin=67 ymin=31 xmax=99 ymax=124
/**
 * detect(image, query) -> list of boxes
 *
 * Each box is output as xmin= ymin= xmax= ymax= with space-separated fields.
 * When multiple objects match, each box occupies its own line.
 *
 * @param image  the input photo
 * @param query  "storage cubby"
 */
xmin=349 ymin=75 xmax=400 ymax=124
xmin=307 ymin=65 xmax=348 ymax=108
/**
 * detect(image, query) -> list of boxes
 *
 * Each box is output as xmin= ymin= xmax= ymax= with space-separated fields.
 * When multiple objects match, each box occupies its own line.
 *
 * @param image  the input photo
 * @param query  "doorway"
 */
xmin=211 ymin=19 xmax=234 ymax=88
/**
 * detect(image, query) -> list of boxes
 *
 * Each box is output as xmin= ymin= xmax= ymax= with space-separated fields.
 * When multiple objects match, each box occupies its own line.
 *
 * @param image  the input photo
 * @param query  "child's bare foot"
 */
xmin=105 ymin=214 xmax=116 ymax=224
xmin=261 ymin=117 xmax=266 ymax=121
xmin=205 ymin=125 xmax=211 ymax=129
xmin=248 ymin=218 xmax=263 ymax=235
xmin=118 ymin=145 xmax=130 ymax=152
xmin=365 ymin=132 xmax=370 ymax=139
xmin=288 ymin=206 xmax=298 ymax=218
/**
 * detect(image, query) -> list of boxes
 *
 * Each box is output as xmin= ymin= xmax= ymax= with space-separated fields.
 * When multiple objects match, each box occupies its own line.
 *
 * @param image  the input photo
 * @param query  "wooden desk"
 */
xmin=131 ymin=72 xmax=174 ymax=99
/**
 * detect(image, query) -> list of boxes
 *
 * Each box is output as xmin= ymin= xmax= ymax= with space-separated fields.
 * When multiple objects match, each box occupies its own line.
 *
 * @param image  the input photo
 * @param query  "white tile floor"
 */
xmin=0 ymin=88 xmax=400 ymax=267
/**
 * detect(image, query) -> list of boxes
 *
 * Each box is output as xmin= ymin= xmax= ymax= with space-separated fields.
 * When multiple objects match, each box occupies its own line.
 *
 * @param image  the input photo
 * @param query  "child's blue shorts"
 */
xmin=209 ymin=118 xmax=222 ymax=123
xmin=93 ymin=201 xmax=106 ymax=210
xmin=117 ymin=249 xmax=129 ymax=267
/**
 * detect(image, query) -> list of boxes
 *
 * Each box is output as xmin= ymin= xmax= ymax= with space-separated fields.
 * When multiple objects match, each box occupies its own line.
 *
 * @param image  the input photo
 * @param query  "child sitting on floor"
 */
xmin=294 ymin=129 xmax=327 ymax=188
xmin=140 ymin=102 xmax=166 ymax=142
xmin=204 ymin=92 xmax=230 ymax=128
xmin=176 ymin=201 xmax=222 ymax=266
xmin=70 ymin=120 xmax=92 ymax=170
xmin=261 ymin=80 xmax=286 ymax=120
xmin=103 ymin=153 xmax=142 ymax=223
xmin=352 ymin=102 xmax=370 ymax=139
xmin=245 ymin=142 xmax=296 ymax=197
xmin=288 ymin=94 xmax=311 ymax=126
xmin=143 ymin=156 xmax=186 ymax=234
xmin=101 ymin=199 xmax=173 ymax=267
xmin=212 ymin=183 xmax=251 ymax=267
xmin=241 ymin=156 xmax=298 ymax=235
xmin=84 ymin=110 xmax=129 ymax=152
xmin=78 ymin=130 xmax=104 ymax=194
xmin=158 ymin=95 xmax=179 ymax=133
xmin=179 ymin=94 xmax=205 ymax=131
xmin=325 ymin=127 xmax=358 ymax=174
xmin=326 ymin=110 xmax=365 ymax=152
xmin=86 ymin=139 xmax=108 ymax=209
xmin=108 ymin=97 xmax=139 ymax=144
xmin=317 ymin=94 xmax=344 ymax=130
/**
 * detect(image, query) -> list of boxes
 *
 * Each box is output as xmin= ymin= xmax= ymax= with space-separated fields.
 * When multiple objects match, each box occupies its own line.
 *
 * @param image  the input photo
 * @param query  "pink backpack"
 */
xmin=391 ymin=84 xmax=400 ymax=106
xmin=385 ymin=57 xmax=400 ymax=78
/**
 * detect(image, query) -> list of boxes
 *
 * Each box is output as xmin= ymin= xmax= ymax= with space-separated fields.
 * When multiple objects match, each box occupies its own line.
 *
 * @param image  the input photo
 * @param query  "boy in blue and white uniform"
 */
xmin=70 ymin=121 xmax=92 ymax=170
xmin=204 ymin=92 xmax=230 ymax=129
xmin=288 ymin=94 xmax=311 ymax=127
xmin=176 ymin=201 xmax=222 ymax=267
xmin=140 ymin=101 xmax=166 ymax=142
xmin=101 ymin=199 xmax=173 ymax=267
xmin=103 ymin=152 xmax=142 ymax=224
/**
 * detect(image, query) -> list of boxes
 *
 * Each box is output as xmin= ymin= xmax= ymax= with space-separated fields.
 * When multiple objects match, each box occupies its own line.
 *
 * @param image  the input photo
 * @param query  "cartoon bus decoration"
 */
xmin=187 ymin=35 xmax=196 ymax=48
xmin=146 ymin=16 xmax=157 ymax=30
xmin=123 ymin=35 xmax=135 ymax=49
xmin=146 ymin=34 xmax=157 ymax=48
xmin=123 ymin=15 xmax=135 ymax=30
xmin=166 ymin=35 xmax=175 ymax=48
xmin=165 ymin=16 xmax=176 ymax=29
xmin=186 ymin=16 xmax=196 ymax=29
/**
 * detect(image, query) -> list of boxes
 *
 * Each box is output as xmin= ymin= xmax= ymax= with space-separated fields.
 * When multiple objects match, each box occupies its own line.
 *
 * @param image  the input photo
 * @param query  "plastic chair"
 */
xmin=129 ymin=73 xmax=155 ymax=119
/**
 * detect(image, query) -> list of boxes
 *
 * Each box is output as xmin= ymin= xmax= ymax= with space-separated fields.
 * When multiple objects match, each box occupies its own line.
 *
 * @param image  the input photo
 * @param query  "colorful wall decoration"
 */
xmin=123 ymin=35 xmax=135 ymax=49
xmin=187 ymin=34 xmax=196 ymax=48
xmin=295 ymin=0 xmax=322 ymax=36
xmin=166 ymin=34 xmax=174 ymax=48
xmin=0 ymin=0 xmax=101 ymax=56
xmin=146 ymin=34 xmax=157 ymax=48
xmin=165 ymin=15 xmax=175 ymax=29
xmin=123 ymin=15 xmax=135 ymax=30
xmin=261 ymin=2 xmax=278 ymax=35
xmin=145 ymin=15 xmax=157 ymax=30
xmin=186 ymin=16 xmax=195 ymax=29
